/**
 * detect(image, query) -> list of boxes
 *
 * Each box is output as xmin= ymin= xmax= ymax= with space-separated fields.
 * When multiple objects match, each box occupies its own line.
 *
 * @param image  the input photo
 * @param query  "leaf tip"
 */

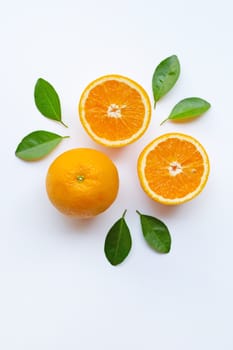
xmin=171 ymin=54 xmax=180 ymax=65
xmin=163 ymin=245 xmax=171 ymax=254
xmin=35 ymin=77 xmax=45 ymax=88
xmin=15 ymin=150 xmax=20 ymax=158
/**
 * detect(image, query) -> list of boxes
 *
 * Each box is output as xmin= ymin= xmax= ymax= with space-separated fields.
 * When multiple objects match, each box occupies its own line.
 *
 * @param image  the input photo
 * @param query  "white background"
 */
xmin=1 ymin=0 xmax=233 ymax=349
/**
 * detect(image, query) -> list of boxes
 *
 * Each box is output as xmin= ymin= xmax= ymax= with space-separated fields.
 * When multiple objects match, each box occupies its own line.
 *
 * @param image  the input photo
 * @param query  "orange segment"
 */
xmin=137 ymin=133 xmax=210 ymax=205
xmin=79 ymin=75 xmax=151 ymax=147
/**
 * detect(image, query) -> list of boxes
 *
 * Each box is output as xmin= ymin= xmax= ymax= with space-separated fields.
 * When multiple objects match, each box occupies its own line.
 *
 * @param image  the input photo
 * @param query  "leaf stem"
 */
xmin=160 ymin=118 xmax=169 ymax=126
xmin=60 ymin=120 xmax=68 ymax=128
xmin=122 ymin=209 xmax=127 ymax=218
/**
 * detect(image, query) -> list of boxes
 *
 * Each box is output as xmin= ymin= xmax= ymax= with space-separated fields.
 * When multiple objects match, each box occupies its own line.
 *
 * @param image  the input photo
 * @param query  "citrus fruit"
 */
xmin=79 ymin=74 xmax=151 ymax=147
xmin=137 ymin=133 xmax=210 ymax=205
xmin=46 ymin=148 xmax=119 ymax=218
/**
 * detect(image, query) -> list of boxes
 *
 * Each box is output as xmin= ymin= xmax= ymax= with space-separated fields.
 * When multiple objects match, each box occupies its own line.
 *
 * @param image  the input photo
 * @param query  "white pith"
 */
xmin=168 ymin=161 xmax=183 ymax=176
xmin=107 ymin=104 xmax=122 ymax=118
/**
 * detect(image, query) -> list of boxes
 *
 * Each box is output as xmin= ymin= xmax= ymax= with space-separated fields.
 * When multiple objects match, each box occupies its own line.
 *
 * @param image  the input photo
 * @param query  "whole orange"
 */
xmin=46 ymin=148 xmax=119 ymax=218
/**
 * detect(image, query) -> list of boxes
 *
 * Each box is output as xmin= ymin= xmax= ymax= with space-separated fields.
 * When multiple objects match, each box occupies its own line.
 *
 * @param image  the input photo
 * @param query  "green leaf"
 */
xmin=136 ymin=211 xmax=171 ymax=253
xmin=15 ymin=130 xmax=69 ymax=161
xmin=152 ymin=55 xmax=180 ymax=104
xmin=104 ymin=210 xmax=132 ymax=266
xmin=161 ymin=97 xmax=211 ymax=125
xmin=34 ymin=78 xmax=67 ymax=127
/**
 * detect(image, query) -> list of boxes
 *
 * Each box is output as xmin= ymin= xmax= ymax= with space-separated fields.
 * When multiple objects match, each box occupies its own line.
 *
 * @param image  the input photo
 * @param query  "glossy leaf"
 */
xmin=161 ymin=97 xmax=211 ymax=124
xmin=137 ymin=211 xmax=171 ymax=253
xmin=104 ymin=210 xmax=132 ymax=266
xmin=152 ymin=55 xmax=180 ymax=104
xmin=34 ymin=78 xmax=67 ymax=127
xmin=15 ymin=130 xmax=69 ymax=161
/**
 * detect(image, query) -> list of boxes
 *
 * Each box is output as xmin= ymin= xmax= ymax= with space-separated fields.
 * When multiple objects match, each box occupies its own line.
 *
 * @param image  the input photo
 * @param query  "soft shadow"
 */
xmin=96 ymin=144 xmax=129 ymax=161
xmin=162 ymin=115 xmax=206 ymax=126
xmin=65 ymin=132 xmax=129 ymax=162
xmin=61 ymin=214 xmax=102 ymax=235
xmin=140 ymin=196 xmax=182 ymax=218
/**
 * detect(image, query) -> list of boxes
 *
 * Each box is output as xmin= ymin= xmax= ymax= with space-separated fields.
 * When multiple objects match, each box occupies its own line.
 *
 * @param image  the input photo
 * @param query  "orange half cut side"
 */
xmin=137 ymin=133 xmax=210 ymax=205
xmin=79 ymin=75 xmax=151 ymax=147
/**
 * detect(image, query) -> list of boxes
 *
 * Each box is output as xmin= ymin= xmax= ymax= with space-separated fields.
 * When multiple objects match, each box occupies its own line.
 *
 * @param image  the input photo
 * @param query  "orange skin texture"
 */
xmin=46 ymin=148 xmax=119 ymax=218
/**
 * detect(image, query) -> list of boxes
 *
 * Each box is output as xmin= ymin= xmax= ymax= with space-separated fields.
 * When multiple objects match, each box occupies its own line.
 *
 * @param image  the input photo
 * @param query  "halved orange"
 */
xmin=137 ymin=133 xmax=210 ymax=205
xmin=79 ymin=75 xmax=151 ymax=147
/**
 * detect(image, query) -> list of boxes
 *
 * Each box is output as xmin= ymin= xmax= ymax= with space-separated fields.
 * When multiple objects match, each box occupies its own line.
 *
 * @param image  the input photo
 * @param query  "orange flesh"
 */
xmin=84 ymin=80 xmax=146 ymax=141
xmin=145 ymin=138 xmax=205 ymax=199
